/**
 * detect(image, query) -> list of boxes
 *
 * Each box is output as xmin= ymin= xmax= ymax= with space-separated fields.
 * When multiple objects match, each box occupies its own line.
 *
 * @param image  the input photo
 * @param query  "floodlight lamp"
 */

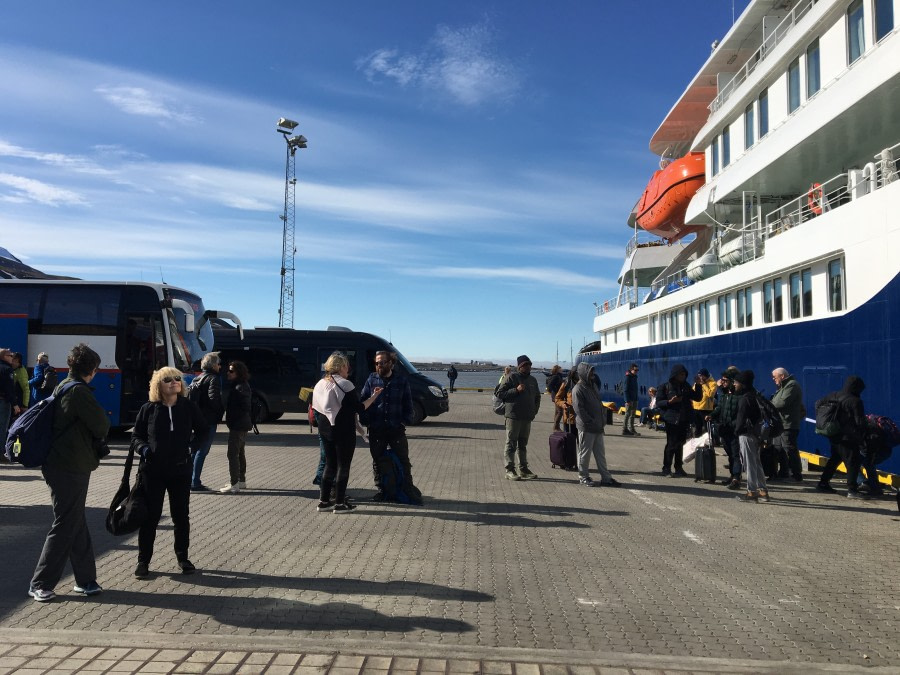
xmin=277 ymin=117 xmax=299 ymax=131
xmin=288 ymin=135 xmax=308 ymax=149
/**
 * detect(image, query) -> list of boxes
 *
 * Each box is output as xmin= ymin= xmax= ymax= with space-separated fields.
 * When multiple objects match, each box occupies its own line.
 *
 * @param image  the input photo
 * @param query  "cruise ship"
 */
xmin=577 ymin=0 xmax=900 ymax=479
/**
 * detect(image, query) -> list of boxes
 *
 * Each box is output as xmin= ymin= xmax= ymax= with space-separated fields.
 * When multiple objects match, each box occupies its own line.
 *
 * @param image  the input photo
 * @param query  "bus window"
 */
xmin=43 ymin=286 xmax=119 ymax=335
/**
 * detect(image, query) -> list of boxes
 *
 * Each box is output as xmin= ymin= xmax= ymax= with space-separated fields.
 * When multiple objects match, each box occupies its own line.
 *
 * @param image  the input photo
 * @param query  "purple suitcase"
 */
xmin=550 ymin=430 xmax=577 ymax=470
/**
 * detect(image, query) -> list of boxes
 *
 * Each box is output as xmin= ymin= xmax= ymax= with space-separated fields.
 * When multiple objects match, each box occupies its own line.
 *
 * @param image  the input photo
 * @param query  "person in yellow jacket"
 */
xmin=692 ymin=368 xmax=717 ymax=435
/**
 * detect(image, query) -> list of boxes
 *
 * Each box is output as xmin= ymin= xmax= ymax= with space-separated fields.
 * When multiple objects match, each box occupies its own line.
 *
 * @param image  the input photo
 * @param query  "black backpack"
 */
xmin=39 ymin=368 xmax=58 ymax=396
xmin=815 ymin=395 xmax=843 ymax=438
xmin=754 ymin=392 xmax=784 ymax=442
xmin=187 ymin=374 xmax=206 ymax=404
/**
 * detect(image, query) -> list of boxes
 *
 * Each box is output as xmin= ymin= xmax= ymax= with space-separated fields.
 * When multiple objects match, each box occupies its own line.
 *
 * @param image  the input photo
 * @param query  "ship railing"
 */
xmin=596 ymin=287 xmax=639 ymax=316
xmin=764 ymin=172 xmax=860 ymax=236
xmin=624 ymin=231 xmax=666 ymax=258
xmin=709 ymin=0 xmax=816 ymax=114
xmin=648 ymin=269 xmax=693 ymax=300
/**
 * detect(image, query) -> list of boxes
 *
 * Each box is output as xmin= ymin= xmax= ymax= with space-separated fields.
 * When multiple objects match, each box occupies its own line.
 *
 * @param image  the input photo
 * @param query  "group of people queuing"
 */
xmin=0 ymin=348 xmax=59 ymax=445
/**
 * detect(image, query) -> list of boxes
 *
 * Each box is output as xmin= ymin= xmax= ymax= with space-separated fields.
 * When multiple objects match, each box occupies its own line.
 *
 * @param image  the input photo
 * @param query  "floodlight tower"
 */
xmin=276 ymin=117 xmax=307 ymax=328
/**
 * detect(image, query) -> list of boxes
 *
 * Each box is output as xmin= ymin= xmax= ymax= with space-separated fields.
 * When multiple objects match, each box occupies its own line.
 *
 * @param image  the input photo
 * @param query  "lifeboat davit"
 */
xmin=635 ymin=152 xmax=706 ymax=242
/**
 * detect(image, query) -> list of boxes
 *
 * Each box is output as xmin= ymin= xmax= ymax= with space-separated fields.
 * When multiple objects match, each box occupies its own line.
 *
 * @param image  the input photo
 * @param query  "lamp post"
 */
xmin=276 ymin=117 xmax=307 ymax=328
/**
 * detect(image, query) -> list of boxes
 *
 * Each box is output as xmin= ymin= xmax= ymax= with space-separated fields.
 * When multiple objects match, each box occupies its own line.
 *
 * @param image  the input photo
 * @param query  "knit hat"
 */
xmin=734 ymin=369 xmax=755 ymax=387
xmin=517 ymin=355 xmax=532 ymax=367
xmin=721 ymin=366 xmax=740 ymax=379
xmin=698 ymin=368 xmax=710 ymax=377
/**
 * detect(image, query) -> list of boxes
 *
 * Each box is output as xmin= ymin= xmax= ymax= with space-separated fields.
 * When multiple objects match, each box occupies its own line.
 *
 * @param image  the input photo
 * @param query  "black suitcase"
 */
xmin=760 ymin=440 xmax=778 ymax=478
xmin=694 ymin=422 xmax=716 ymax=483
xmin=550 ymin=426 xmax=577 ymax=470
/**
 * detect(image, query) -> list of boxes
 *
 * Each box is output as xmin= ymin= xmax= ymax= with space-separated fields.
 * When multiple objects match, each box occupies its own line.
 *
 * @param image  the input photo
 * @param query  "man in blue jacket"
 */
xmin=360 ymin=351 xmax=423 ymax=504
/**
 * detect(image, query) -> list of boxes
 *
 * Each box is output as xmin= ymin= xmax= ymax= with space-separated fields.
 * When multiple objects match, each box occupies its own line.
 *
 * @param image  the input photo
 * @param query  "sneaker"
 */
xmin=518 ymin=468 xmax=538 ymax=480
xmin=630 ymin=430 xmax=641 ymax=437
xmin=846 ymin=490 xmax=870 ymax=500
xmin=816 ymin=483 xmax=837 ymax=494
xmin=621 ymin=430 xmax=634 ymax=436
xmin=178 ymin=559 xmax=196 ymax=574
xmin=134 ymin=562 xmax=150 ymax=579
xmin=72 ymin=581 xmax=103 ymax=596
xmin=28 ymin=587 xmax=56 ymax=603
xmin=726 ymin=479 xmax=741 ymax=490
xmin=236 ymin=481 xmax=247 ymax=489
xmin=719 ymin=477 xmax=733 ymax=486
xmin=505 ymin=470 xmax=521 ymax=481
xmin=316 ymin=501 xmax=335 ymax=512
xmin=333 ymin=501 xmax=357 ymax=513
xmin=190 ymin=484 xmax=210 ymax=492
xmin=758 ymin=491 xmax=771 ymax=503
xmin=578 ymin=476 xmax=595 ymax=487
xmin=736 ymin=493 xmax=758 ymax=503
xmin=660 ymin=470 xmax=672 ymax=477
xmin=218 ymin=484 xmax=239 ymax=494
xmin=371 ymin=491 xmax=387 ymax=502
xmin=601 ymin=478 xmax=622 ymax=487
xmin=672 ymin=469 xmax=689 ymax=478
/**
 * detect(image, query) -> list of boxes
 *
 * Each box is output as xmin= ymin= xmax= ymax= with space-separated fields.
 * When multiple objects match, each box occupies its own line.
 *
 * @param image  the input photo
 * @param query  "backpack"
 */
xmin=815 ymin=395 xmax=843 ymax=438
xmin=4 ymin=381 xmax=81 ymax=467
xmin=491 ymin=381 xmax=507 ymax=415
xmin=250 ymin=389 xmax=264 ymax=434
xmin=39 ymin=368 xmax=58 ymax=396
xmin=866 ymin=414 xmax=900 ymax=447
xmin=754 ymin=392 xmax=784 ymax=442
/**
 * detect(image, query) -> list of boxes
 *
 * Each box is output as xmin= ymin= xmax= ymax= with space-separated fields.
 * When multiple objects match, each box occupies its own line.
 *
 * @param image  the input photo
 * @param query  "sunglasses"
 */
xmin=162 ymin=376 xmax=183 ymax=383
xmin=375 ymin=361 xmax=390 ymax=366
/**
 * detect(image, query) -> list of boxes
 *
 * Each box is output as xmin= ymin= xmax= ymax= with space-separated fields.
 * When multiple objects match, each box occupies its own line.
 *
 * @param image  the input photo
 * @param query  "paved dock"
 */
xmin=1 ymin=391 xmax=898 ymax=674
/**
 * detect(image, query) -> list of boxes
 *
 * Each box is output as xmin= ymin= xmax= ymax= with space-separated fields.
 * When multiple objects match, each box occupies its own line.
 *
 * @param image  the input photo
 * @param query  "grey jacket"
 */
xmin=498 ymin=371 xmax=541 ymax=421
xmin=572 ymin=363 xmax=605 ymax=433
xmin=770 ymin=375 xmax=805 ymax=430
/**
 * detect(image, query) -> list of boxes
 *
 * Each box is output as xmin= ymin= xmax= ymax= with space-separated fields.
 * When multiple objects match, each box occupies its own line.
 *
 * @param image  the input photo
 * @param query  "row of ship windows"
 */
xmin=603 ymin=258 xmax=845 ymax=346
xmin=709 ymin=0 xmax=894 ymax=176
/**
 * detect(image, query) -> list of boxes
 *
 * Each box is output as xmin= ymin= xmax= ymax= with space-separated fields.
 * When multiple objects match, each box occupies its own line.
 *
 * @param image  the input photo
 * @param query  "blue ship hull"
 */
xmin=578 ymin=271 xmax=900 ymax=476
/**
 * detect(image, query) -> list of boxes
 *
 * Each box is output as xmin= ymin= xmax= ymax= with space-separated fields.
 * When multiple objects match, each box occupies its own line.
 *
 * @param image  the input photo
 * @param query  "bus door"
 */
xmin=119 ymin=314 xmax=164 ymax=425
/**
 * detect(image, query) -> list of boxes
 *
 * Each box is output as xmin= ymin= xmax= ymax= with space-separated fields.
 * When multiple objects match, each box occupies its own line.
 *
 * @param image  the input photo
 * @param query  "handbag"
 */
xmin=681 ymin=432 xmax=710 ymax=464
xmin=105 ymin=439 xmax=149 ymax=536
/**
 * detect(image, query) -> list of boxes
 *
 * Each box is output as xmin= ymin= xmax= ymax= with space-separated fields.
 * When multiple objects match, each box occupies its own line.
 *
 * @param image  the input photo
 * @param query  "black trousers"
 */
xmin=138 ymin=464 xmax=191 ymax=564
xmin=31 ymin=464 xmax=96 ymax=591
xmin=369 ymin=426 xmax=422 ymax=503
xmin=773 ymin=428 xmax=803 ymax=478
xmin=320 ymin=435 xmax=355 ymax=504
xmin=820 ymin=439 xmax=862 ymax=490
xmin=663 ymin=422 xmax=690 ymax=473
xmin=720 ymin=430 xmax=742 ymax=478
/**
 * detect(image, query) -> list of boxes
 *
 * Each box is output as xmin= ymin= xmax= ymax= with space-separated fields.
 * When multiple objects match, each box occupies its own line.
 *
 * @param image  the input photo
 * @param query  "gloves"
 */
xmin=138 ymin=444 xmax=151 ymax=459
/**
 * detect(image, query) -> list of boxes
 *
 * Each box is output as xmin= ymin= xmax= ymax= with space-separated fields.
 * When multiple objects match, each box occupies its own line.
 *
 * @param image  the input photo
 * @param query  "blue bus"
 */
xmin=0 ymin=280 xmax=242 ymax=427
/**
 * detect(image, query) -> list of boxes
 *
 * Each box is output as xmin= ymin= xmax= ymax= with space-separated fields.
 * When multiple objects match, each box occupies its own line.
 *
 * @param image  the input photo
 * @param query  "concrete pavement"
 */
xmin=1 ymin=391 xmax=898 ymax=674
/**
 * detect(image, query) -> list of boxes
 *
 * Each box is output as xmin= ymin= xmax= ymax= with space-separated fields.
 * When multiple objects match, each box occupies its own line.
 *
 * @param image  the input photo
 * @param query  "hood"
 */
xmin=576 ymin=363 xmax=594 ymax=381
xmin=669 ymin=364 xmax=688 ymax=380
xmin=842 ymin=375 xmax=866 ymax=396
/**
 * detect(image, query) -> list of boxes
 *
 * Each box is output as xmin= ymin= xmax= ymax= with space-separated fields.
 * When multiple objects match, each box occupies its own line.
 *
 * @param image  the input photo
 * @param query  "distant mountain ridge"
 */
xmin=0 ymin=248 xmax=77 ymax=280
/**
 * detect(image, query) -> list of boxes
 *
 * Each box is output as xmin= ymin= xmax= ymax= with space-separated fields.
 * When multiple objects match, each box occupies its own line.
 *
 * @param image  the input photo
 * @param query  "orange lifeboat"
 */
xmin=635 ymin=152 xmax=706 ymax=242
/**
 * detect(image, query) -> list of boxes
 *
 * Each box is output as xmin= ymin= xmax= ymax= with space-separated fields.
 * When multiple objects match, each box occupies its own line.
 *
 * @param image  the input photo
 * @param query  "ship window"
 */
xmin=649 ymin=316 xmax=657 ymax=343
xmin=744 ymin=102 xmax=755 ymax=149
xmin=790 ymin=273 xmax=801 ymax=318
xmin=875 ymin=0 xmax=894 ymax=42
xmin=722 ymin=127 xmax=730 ymax=167
xmin=670 ymin=310 xmax=679 ymax=339
xmin=848 ymin=0 xmax=865 ymax=64
xmin=698 ymin=300 xmax=711 ymax=335
xmin=788 ymin=58 xmax=801 ymax=113
xmin=773 ymin=278 xmax=783 ymax=321
xmin=626 ymin=323 xmax=631 ymax=341
xmin=711 ymin=136 xmax=720 ymax=176
xmin=660 ymin=313 xmax=668 ymax=341
xmin=806 ymin=39 xmax=821 ymax=97
xmin=828 ymin=259 xmax=845 ymax=311
xmin=790 ymin=268 xmax=813 ymax=318
xmin=758 ymin=89 xmax=769 ymax=138
xmin=685 ymin=305 xmax=695 ymax=337
xmin=736 ymin=287 xmax=753 ymax=328
xmin=802 ymin=268 xmax=813 ymax=315
xmin=717 ymin=294 xmax=732 ymax=331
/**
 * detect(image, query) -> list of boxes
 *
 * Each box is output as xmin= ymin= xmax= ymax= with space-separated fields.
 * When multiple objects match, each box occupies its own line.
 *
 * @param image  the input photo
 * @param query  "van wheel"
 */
xmin=410 ymin=401 xmax=426 ymax=426
xmin=268 ymin=412 xmax=283 ymax=422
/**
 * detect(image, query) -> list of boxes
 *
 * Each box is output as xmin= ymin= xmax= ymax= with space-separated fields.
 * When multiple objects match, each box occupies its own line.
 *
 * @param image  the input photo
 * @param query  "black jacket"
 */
xmin=191 ymin=371 xmax=224 ymax=425
xmin=733 ymin=388 xmax=761 ymax=436
xmin=834 ymin=375 xmax=867 ymax=444
xmin=132 ymin=397 xmax=206 ymax=475
xmin=226 ymin=381 xmax=253 ymax=432
xmin=656 ymin=365 xmax=702 ymax=426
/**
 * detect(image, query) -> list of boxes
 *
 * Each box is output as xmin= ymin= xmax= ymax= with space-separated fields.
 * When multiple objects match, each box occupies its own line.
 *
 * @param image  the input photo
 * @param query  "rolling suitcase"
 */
xmin=694 ymin=421 xmax=716 ymax=483
xmin=550 ymin=424 xmax=577 ymax=470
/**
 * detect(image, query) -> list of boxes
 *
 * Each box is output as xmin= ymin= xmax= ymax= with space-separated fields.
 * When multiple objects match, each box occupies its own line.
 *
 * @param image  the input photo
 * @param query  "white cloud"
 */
xmin=94 ymin=85 xmax=200 ymax=124
xmin=0 ymin=139 xmax=111 ymax=175
xmin=0 ymin=173 xmax=87 ymax=206
xmin=358 ymin=20 xmax=521 ymax=106
xmin=399 ymin=264 xmax=615 ymax=293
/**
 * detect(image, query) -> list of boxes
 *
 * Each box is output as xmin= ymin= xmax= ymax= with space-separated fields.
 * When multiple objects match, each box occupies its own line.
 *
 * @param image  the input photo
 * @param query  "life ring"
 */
xmin=807 ymin=183 xmax=824 ymax=215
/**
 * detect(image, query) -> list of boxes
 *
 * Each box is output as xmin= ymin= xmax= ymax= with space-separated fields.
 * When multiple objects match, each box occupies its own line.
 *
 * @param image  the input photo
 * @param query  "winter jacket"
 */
xmin=833 ymin=375 xmax=867 ymax=444
xmin=710 ymin=386 xmax=739 ymax=434
xmin=546 ymin=372 xmax=564 ymax=398
xmin=191 ymin=370 xmax=224 ymax=426
xmin=770 ymin=375 xmax=805 ymax=430
xmin=13 ymin=365 xmax=29 ymax=407
xmin=692 ymin=378 xmax=717 ymax=412
xmin=497 ymin=371 xmax=541 ymax=421
xmin=28 ymin=362 xmax=52 ymax=403
xmin=225 ymin=381 xmax=253 ymax=432
xmin=132 ymin=397 xmax=207 ymax=475
xmin=624 ymin=370 xmax=638 ymax=402
xmin=47 ymin=373 xmax=111 ymax=474
xmin=733 ymin=387 xmax=761 ymax=436
xmin=572 ymin=363 xmax=606 ymax=433
xmin=655 ymin=365 xmax=702 ymax=426
xmin=0 ymin=361 xmax=14 ymax=405
xmin=555 ymin=381 xmax=576 ymax=426
xmin=360 ymin=370 xmax=413 ymax=429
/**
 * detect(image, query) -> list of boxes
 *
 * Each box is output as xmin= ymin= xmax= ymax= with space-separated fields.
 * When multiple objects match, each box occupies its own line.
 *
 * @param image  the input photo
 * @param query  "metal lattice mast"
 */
xmin=276 ymin=118 xmax=307 ymax=328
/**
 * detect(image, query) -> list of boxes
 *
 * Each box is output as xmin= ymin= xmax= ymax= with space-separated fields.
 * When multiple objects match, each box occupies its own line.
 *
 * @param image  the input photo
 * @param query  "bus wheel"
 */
xmin=410 ymin=401 xmax=426 ymax=426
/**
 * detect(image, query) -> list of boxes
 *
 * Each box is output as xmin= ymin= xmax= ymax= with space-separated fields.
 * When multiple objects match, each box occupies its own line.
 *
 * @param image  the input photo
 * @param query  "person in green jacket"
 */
xmin=770 ymin=367 xmax=805 ymax=481
xmin=12 ymin=352 xmax=29 ymax=409
xmin=28 ymin=343 xmax=111 ymax=603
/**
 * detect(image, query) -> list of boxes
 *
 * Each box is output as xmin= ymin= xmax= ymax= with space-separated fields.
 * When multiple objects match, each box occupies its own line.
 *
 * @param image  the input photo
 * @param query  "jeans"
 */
xmin=31 ymin=464 xmax=96 ymax=591
xmin=504 ymin=418 xmax=532 ymax=471
xmin=623 ymin=402 xmax=637 ymax=433
xmin=577 ymin=430 xmax=612 ymax=482
xmin=320 ymin=434 xmax=356 ymax=504
xmin=191 ymin=424 xmax=216 ymax=487
xmin=138 ymin=464 xmax=191 ymax=564
xmin=226 ymin=430 xmax=247 ymax=485
xmin=720 ymin=430 xmax=742 ymax=478
xmin=369 ymin=426 xmax=422 ymax=503
xmin=739 ymin=433 xmax=767 ymax=493
xmin=773 ymin=428 xmax=802 ymax=479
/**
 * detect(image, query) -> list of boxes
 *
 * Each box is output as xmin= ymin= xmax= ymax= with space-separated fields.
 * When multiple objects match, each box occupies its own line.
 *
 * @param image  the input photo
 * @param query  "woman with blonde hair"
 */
xmin=130 ymin=367 xmax=206 ymax=579
xmin=312 ymin=352 xmax=382 ymax=513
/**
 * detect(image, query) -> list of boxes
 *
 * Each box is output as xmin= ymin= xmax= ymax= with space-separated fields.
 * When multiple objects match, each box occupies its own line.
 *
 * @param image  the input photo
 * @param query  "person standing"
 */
xmin=312 ymin=352 xmax=382 ymax=512
xmin=189 ymin=353 xmax=224 ymax=491
xmin=546 ymin=365 xmax=564 ymax=431
xmin=497 ymin=355 xmax=541 ymax=481
xmin=131 ymin=367 xmax=207 ymax=579
xmin=28 ymin=343 xmax=110 ymax=601
xmin=361 ymin=350 xmax=423 ymax=504
xmin=732 ymin=370 xmax=769 ymax=503
xmin=11 ymin=352 xmax=29 ymax=411
xmin=447 ymin=364 xmax=458 ymax=393
xmin=816 ymin=375 xmax=869 ymax=499
xmin=220 ymin=360 xmax=252 ymax=494
xmin=28 ymin=352 xmax=55 ymax=405
xmin=709 ymin=367 xmax=742 ymax=489
xmin=692 ymin=369 xmax=717 ymax=435
xmin=655 ymin=364 xmax=702 ymax=477
xmin=770 ymin=367 xmax=804 ymax=482
xmin=572 ymin=363 xmax=621 ymax=487
xmin=622 ymin=363 xmax=639 ymax=436
xmin=0 ymin=348 xmax=20 ymax=444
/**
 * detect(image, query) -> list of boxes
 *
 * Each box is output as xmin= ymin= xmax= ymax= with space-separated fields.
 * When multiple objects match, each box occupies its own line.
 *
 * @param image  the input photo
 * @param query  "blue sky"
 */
xmin=0 ymin=1 xmax=748 ymax=365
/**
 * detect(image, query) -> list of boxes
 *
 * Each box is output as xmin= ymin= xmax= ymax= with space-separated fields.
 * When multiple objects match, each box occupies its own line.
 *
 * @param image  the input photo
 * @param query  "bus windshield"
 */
xmin=164 ymin=288 xmax=213 ymax=371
